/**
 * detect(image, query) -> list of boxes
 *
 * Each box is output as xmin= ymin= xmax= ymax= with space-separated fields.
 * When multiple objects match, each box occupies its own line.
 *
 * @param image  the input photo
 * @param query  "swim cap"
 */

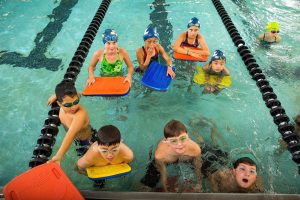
xmin=102 ymin=29 xmax=118 ymax=44
xmin=211 ymin=50 xmax=226 ymax=62
xmin=266 ymin=22 xmax=280 ymax=32
xmin=143 ymin=25 xmax=159 ymax=41
xmin=187 ymin=17 xmax=200 ymax=28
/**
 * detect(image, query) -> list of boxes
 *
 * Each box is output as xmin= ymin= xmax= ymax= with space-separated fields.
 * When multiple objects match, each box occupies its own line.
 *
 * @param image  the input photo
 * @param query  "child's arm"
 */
xmin=121 ymin=49 xmax=134 ymax=87
xmin=155 ymin=159 xmax=168 ymax=192
xmin=86 ymin=50 xmax=101 ymax=86
xmin=119 ymin=143 xmax=134 ymax=163
xmin=202 ymin=64 xmax=210 ymax=83
xmin=193 ymin=155 xmax=203 ymax=192
xmin=172 ymin=32 xmax=189 ymax=54
xmin=49 ymin=109 xmax=88 ymax=165
xmin=189 ymin=34 xmax=210 ymax=56
xmin=209 ymin=170 xmax=223 ymax=192
xmin=136 ymin=47 xmax=152 ymax=71
xmin=158 ymin=44 xmax=175 ymax=78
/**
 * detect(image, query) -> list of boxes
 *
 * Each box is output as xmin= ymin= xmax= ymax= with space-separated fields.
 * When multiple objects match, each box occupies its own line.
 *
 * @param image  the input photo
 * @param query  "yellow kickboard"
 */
xmin=193 ymin=66 xmax=231 ymax=89
xmin=87 ymin=163 xmax=131 ymax=180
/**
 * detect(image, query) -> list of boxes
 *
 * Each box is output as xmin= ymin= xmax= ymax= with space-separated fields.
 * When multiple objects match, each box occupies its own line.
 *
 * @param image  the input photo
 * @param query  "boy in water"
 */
xmin=143 ymin=120 xmax=202 ymax=192
xmin=48 ymin=81 xmax=95 ymax=164
xmin=76 ymin=125 xmax=133 ymax=175
xmin=208 ymin=157 xmax=264 ymax=193
xmin=257 ymin=22 xmax=281 ymax=43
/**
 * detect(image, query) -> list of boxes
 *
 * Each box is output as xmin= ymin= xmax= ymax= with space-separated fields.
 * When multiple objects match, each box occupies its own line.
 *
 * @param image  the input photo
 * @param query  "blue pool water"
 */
xmin=0 ymin=0 xmax=299 ymax=193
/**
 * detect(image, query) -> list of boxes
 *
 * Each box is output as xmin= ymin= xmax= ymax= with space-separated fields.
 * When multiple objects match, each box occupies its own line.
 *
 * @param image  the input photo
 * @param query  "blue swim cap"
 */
xmin=102 ymin=29 xmax=118 ymax=44
xmin=187 ymin=17 xmax=200 ymax=28
xmin=211 ymin=50 xmax=226 ymax=62
xmin=143 ymin=25 xmax=159 ymax=41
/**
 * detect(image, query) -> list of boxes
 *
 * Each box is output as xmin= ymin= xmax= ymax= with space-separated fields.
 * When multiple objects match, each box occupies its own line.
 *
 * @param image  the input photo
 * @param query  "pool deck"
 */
xmin=1 ymin=187 xmax=300 ymax=200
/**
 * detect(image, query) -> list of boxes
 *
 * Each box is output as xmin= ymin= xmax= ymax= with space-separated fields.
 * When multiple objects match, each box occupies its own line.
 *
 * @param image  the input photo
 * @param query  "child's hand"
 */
xmin=189 ymin=51 xmax=202 ymax=58
xmin=47 ymin=94 xmax=57 ymax=106
xmin=47 ymin=155 xmax=61 ymax=166
xmin=86 ymin=76 xmax=95 ymax=86
xmin=146 ymin=46 xmax=156 ymax=58
xmin=166 ymin=66 xmax=175 ymax=79
xmin=124 ymin=75 xmax=132 ymax=87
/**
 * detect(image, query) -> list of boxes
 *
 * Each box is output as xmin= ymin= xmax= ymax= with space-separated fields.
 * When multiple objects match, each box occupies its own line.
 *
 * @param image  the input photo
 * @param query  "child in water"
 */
xmin=257 ymin=22 xmax=281 ymax=43
xmin=208 ymin=157 xmax=264 ymax=193
xmin=141 ymin=120 xmax=202 ymax=192
xmin=172 ymin=17 xmax=210 ymax=58
xmin=76 ymin=125 xmax=133 ymax=175
xmin=201 ymin=50 xmax=230 ymax=94
xmin=47 ymin=81 xmax=96 ymax=164
xmin=86 ymin=29 xmax=134 ymax=86
xmin=136 ymin=25 xmax=175 ymax=78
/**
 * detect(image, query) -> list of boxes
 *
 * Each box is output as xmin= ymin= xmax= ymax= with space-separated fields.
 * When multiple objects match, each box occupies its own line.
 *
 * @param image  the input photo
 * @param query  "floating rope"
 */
xmin=211 ymin=0 xmax=300 ymax=174
xmin=29 ymin=0 xmax=112 ymax=168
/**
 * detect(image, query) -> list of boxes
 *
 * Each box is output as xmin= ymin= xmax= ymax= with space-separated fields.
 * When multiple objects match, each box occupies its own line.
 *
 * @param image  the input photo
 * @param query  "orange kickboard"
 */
xmin=82 ymin=76 xmax=130 ymax=96
xmin=173 ymin=47 xmax=209 ymax=62
xmin=3 ymin=163 xmax=84 ymax=200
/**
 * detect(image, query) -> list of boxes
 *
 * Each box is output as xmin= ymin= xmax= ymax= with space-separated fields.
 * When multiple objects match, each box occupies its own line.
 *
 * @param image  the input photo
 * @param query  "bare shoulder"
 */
xmin=189 ymin=139 xmax=201 ymax=154
xmin=154 ymin=140 xmax=168 ymax=161
xmin=119 ymin=48 xmax=128 ymax=54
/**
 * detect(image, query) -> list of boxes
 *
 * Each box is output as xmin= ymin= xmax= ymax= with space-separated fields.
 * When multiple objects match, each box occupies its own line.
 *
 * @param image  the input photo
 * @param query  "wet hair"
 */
xmin=55 ymin=81 xmax=77 ymax=102
xmin=164 ymin=120 xmax=187 ymax=138
xmin=233 ymin=157 xmax=257 ymax=169
xmin=96 ymin=125 xmax=121 ymax=146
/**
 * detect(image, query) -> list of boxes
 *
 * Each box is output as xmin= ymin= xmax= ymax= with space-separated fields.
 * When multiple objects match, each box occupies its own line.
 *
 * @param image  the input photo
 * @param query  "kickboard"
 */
xmin=87 ymin=163 xmax=131 ymax=181
xmin=3 ymin=163 xmax=84 ymax=200
xmin=193 ymin=66 xmax=231 ymax=88
xmin=173 ymin=47 xmax=209 ymax=62
xmin=141 ymin=61 xmax=176 ymax=91
xmin=82 ymin=76 xmax=130 ymax=96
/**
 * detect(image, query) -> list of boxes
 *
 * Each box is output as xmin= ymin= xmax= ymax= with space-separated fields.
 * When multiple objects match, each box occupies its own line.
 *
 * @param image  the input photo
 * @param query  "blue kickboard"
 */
xmin=141 ymin=61 xmax=176 ymax=91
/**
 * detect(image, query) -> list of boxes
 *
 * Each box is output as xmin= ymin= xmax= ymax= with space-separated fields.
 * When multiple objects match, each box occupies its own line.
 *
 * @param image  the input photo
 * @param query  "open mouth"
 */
xmin=242 ymin=178 xmax=249 ymax=183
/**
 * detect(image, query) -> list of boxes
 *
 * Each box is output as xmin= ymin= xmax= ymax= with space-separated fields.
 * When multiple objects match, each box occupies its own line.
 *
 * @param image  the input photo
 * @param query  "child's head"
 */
xmin=233 ymin=157 xmax=257 ymax=189
xmin=187 ymin=17 xmax=200 ymax=37
xmin=102 ymin=29 xmax=118 ymax=50
xmin=55 ymin=81 xmax=80 ymax=112
xmin=210 ymin=50 xmax=226 ymax=73
xmin=164 ymin=120 xmax=189 ymax=154
xmin=95 ymin=125 xmax=121 ymax=162
xmin=143 ymin=25 xmax=159 ymax=42
xmin=266 ymin=22 xmax=280 ymax=34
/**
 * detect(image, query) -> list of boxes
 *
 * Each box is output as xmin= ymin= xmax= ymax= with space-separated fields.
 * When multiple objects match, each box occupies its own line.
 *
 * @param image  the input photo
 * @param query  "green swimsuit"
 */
xmin=100 ymin=53 xmax=123 ymax=76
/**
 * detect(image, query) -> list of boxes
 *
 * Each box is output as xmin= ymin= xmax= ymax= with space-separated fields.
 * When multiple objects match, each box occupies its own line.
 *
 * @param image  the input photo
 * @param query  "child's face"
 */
xmin=211 ymin=60 xmax=225 ymax=73
xmin=233 ymin=163 xmax=257 ymax=189
xmin=105 ymin=41 xmax=118 ymax=53
xmin=145 ymin=38 xmax=158 ymax=48
xmin=187 ymin=27 xmax=199 ymax=38
xmin=166 ymin=132 xmax=189 ymax=155
xmin=97 ymin=143 xmax=120 ymax=162
xmin=60 ymin=95 xmax=80 ymax=114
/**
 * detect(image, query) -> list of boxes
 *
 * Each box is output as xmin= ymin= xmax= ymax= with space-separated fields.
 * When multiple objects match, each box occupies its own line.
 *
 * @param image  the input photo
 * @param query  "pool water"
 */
xmin=0 ymin=0 xmax=299 ymax=193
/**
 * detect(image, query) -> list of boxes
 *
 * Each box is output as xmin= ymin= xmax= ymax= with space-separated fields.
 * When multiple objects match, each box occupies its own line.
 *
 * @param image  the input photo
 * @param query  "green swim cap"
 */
xmin=266 ymin=22 xmax=280 ymax=32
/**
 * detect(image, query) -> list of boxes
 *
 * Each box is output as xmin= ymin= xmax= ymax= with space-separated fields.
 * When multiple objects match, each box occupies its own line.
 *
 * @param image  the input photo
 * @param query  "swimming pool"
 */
xmin=0 ymin=0 xmax=299 ymax=194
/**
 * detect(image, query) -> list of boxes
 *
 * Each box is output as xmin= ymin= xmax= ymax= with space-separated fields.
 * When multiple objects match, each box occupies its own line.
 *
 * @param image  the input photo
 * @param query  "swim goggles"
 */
xmin=167 ymin=135 xmax=189 ymax=145
xmin=97 ymin=145 xmax=120 ymax=154
xmin=271 ymin=30 xmax=280 ymax=34
xmin=62 ymin=98 xmax=80 ymax=107
xmin=236 ymin=166 xmax=257 ymax=175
